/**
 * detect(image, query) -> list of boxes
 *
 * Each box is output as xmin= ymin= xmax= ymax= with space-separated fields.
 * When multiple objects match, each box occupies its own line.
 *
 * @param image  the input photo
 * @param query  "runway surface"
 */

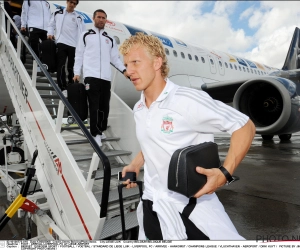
xmin=0 ymin=131 xmax=299 ymax=240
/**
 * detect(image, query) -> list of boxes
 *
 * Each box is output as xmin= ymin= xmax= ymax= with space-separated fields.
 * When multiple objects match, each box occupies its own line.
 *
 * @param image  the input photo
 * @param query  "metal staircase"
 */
xmin=0 ymin=5 xmax=142 ymax=240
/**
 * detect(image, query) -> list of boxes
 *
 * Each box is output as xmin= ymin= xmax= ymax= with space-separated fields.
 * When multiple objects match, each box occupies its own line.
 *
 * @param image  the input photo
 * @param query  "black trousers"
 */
xmin=142 ymin=199 xmax=210 ymax=240
xmin=84 ymin=77 xmax=111 ymax=137
xmin=28 ymin=27 xmax=47 ymax=58
xmin=56 ymin=43 xmax=76 ymax=90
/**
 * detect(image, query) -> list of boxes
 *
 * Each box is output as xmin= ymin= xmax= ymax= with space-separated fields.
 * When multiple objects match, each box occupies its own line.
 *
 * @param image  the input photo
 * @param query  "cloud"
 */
xmin=240 ymin=7 xmax=255 ymax=21
xmin=50 ymin=1 xmax=300 ymax=69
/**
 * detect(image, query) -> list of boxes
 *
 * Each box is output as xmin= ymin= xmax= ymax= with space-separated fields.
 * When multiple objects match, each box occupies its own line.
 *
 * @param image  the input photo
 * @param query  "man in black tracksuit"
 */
xmin=47 ymin=0 xmax=85 ymax=96
xmin=73 ymin=9 xmax=128 ymax=147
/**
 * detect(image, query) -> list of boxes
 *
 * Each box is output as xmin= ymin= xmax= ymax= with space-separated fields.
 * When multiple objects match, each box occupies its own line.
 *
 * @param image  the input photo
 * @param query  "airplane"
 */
xmin=1 ymin=0 xmax=300 ymax=144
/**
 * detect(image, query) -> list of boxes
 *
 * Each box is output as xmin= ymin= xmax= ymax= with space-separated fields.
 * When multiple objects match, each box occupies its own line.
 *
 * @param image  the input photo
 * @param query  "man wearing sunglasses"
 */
xmin=47 ymin=0 xmax=86 ymax=97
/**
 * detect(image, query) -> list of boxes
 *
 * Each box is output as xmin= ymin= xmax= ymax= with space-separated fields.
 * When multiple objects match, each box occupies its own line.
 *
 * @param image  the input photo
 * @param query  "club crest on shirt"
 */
xmin=106 ymin=39 xmax=109 ymax=44
xmin=161 ymin=115 xmax=174 ymax=134
xmin=72 ymin=18 xmax=76 ymax=22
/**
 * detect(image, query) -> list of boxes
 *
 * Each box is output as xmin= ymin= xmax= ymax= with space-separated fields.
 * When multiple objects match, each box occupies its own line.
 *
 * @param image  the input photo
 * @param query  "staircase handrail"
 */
xmin=0 ymin=4 xmax=111 ymax=218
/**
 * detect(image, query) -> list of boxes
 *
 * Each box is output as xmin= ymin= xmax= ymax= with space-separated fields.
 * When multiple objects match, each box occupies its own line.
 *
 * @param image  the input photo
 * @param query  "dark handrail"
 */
xmin=0 ymin=5 xmax=111 ymax=219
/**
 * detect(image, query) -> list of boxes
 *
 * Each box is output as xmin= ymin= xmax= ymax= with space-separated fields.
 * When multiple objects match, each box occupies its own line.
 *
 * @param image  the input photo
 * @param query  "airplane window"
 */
xmin=247 ymin=68 xmax=250 ymax=73
xmin=188 ymin=54 xmax=192 ymax=60
xmin=243 ymin=67 xmax=245 ymax=72
xmin=114 ymin=36 xmax=120 ymax=45
xmin=181 ymin=52 xmax=185 ymax=59
xmin=225 ymin=62 xmax=228 ymax=68
xmin=254 ymin=70 xmax=257 ymax=74
xmin=258 ymin=71 xmax=261 ymax=75
xmin=210 ymin=59 xmax=214 ymax=65
xmin=239 ymin=66 xmax=241 ymax=71
xmin=195 ymin=55 xmax=199 ymax=62
xmin=165 ymin=48 xmax=169 ymax=55
xmin=234 ymin=65 xmax=237 ymax=70
xmin=219 ymin=61 xmax=222 ymax=67
xmin=251 ymin=69 xmax=253 ymax=73
xmin=173 ymin=50 xmax=177 ymax=57
xmin=230 ymin=63 xmax=233 ymax=69
xmin=201 ymin=57 xmax=205 ymax=63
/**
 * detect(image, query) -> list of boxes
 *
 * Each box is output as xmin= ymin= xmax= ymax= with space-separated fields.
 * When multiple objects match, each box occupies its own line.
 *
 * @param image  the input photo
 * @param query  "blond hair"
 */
xmin=119 ymin=32 xmax=169 ymax=78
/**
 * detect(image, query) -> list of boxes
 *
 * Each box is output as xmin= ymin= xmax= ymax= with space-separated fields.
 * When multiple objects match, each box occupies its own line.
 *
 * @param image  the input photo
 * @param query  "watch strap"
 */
xmin=219 ymin=166 xmax=238 ymax=185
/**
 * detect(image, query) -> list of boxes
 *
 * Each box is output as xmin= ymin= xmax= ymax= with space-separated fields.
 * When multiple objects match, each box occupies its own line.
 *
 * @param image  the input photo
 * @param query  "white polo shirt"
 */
xmin=133 ymin=78 xmax=249 ymax=240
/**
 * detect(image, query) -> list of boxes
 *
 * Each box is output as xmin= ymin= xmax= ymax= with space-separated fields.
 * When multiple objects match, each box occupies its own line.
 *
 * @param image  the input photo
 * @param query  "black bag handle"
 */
xmin=118 ymin=181 xmax=143 ymax=239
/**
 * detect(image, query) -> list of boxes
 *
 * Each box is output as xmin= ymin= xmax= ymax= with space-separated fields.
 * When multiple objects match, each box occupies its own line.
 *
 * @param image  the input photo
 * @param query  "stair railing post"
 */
xmin=6 ymin=18 xmax=10 ymax=39
xmin=17 ymin=35 xmax=21 ymax=59
xmin=32 ymin=60 xmax=37 ymax=88
xmin=55 ymin=101 xmax=65 ymax=134
xmin=85 ymin=153 xmax=100 ymax=192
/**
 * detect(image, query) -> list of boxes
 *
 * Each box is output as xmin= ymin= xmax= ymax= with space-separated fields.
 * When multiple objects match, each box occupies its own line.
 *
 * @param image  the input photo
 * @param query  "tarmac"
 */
xmin=0 ymin=131 xmax=300 ymax=241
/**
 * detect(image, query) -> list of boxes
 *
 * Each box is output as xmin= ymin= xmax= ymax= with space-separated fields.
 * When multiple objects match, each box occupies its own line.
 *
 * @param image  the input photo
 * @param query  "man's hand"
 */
xmin=121 ymin=164 xmax=140 ymax=189
xmin=73 ymin=75 xmax=80 ymax=82
xmin=21 ymin=27 xmax=26 ymax=32
xmin=47 ymin=35 xmax=54 ymax=40
xmin=193 ymin=167 xmax=227 ymax=198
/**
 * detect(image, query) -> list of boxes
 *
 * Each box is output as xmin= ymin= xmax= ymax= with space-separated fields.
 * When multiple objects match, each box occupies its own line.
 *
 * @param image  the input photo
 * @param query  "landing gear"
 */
xmin=279 ymin=134 xmax=291 ymax=141
xmin=67 ymin=116 xmax=75 ymax=124
xmin=0 ymin=146 xmax=25 ymax=165
xmin=261 ymin=135 xmax=274 ymax=140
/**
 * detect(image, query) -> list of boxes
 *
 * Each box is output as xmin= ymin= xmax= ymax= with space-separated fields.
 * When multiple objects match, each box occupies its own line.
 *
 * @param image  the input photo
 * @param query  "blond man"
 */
xmin=119 ymin=33 xmax=255 ymax=240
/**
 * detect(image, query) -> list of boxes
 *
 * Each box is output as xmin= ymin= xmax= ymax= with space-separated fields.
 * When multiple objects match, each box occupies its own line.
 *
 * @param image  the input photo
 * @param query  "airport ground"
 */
xmin=0 ymin=131 xmax=299 ymax=241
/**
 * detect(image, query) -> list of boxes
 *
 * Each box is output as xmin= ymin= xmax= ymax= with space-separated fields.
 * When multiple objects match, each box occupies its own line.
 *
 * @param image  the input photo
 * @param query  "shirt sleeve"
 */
xmin=110 ymin=37 xmax=126 ymax=73
xmin=73 ymin=31 xmax=85 ymax=76
xmin=47 ymin=12 xmax=55 ymax=36
xmin=21 ymin=1 xmax=29 ymax=28
xmin=177 ymin=88 xmax=249 ymax=135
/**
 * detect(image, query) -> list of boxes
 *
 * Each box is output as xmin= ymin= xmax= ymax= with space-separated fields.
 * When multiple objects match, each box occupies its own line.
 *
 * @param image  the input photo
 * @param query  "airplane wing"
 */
xmin=201 ymin=78 xmax=250 ymax=103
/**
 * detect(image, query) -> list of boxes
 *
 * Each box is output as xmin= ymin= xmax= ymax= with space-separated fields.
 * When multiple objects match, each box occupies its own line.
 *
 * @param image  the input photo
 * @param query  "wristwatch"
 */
xmin=219 ymin=166 xmax=239 ymax=185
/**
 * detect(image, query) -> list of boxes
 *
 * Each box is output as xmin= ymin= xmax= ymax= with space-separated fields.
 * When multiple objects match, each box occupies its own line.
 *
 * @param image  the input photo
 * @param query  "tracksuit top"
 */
xmin=74 ymin=27 xmax=126 ymax=81
xmin=47 ymin=8 xmax=86 ymax=47
xmin=21 ymin=0 xmax=51 ymax=31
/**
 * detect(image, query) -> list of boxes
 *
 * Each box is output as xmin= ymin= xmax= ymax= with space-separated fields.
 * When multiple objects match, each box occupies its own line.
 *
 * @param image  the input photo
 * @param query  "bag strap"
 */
xmin=182 ymin=197 xmax=197 ymax=218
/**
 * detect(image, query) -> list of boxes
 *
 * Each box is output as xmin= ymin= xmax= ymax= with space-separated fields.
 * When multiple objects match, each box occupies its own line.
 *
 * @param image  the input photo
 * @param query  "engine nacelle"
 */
xmin=233 ymin=76 xmax=300 ymax=135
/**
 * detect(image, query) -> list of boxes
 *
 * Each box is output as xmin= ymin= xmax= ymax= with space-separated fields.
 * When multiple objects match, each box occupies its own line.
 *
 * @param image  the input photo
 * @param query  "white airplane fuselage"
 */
xmin=0 ymin=2 xmax=278 ymax=114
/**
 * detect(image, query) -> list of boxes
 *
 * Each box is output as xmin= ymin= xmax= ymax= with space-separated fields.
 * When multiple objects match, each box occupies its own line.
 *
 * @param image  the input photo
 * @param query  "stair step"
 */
xmin=95 ymin=166 xmax=125 ymax=180
xmin=94 ymin=166 xmax=144 ymax=180
xmin=61 ymin=125 xmax=90 ymax=131
xmin=99 ymin=211 xmax=138 ymax=239
xmin=36 ymin=86 xmax=55 ymax=91
xmin=46 ymin=104 xmax=58 ymax=109
xmin=95 ymin=186 xmax=140 ymax=205
xmin=75 ymin=150 xmax=131 ymax=162
xmin=41 ymin=94 xmax=60 ymax=99
xmin=65 ymin=137 xmax=120 ymax=145
xmin=27 ymin=70 xmax=56 ymax=77
xmin=36 ymin=78 xmax=52 ymax=84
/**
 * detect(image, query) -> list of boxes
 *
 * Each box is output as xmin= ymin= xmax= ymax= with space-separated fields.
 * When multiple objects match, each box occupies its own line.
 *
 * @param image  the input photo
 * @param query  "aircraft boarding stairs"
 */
xmin=0 ymin=6 xmax=142 ymax=240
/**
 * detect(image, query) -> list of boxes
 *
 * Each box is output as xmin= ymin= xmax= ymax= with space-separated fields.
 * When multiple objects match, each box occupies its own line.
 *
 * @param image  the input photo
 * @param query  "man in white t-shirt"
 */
xmin=47 ymin=0 xmax=85 ymax=96
xmin=119 ymin=33 xmax=256 ymax=240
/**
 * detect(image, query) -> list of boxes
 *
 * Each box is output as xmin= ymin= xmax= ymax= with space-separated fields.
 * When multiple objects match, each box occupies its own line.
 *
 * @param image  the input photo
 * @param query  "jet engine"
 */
xmin=233 ymin=76 xmax=300 ymax=138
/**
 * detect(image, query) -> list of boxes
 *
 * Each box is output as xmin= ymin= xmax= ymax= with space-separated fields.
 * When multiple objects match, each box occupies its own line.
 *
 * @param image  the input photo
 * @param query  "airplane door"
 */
xmin=207 ymin=55 xmax=217 ymax=74
xmin=217 ymin=57 xmax=225 ymax=76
